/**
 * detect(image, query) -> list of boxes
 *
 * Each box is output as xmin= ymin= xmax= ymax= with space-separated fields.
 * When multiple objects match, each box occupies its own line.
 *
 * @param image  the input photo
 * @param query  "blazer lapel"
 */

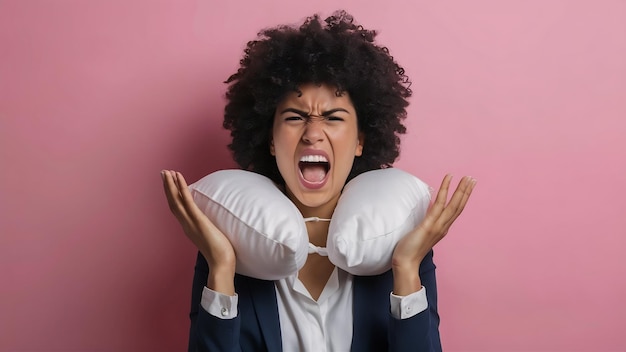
xmin=351 ymin=271 xmax=393 ymax=352
xmin=246 ymin=277 xmax=283 ymax=351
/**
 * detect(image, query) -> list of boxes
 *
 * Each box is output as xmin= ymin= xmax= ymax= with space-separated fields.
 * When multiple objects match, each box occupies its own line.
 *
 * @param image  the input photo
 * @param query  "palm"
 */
xmin=161 ymin=170 xmax=236 ymax=270
xmin=393 ymin=175 xmax=476 ymax=267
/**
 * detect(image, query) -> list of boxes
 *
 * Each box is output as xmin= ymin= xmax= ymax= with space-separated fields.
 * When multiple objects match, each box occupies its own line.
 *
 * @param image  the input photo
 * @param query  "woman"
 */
xmin=162 ymin=11 xmax=475 ymax=352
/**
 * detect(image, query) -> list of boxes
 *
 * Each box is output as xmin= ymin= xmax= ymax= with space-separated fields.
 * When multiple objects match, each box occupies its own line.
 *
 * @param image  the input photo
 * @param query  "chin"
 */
xmin=286 ymin=182 xmax=337 ymax=211
xmin=298 ymin=194 xmax=333 ymax=209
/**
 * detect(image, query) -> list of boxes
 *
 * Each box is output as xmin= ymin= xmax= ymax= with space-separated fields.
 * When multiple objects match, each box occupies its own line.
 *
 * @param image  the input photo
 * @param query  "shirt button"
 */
xmin=221 ymin=307 xmax=229 ymax=316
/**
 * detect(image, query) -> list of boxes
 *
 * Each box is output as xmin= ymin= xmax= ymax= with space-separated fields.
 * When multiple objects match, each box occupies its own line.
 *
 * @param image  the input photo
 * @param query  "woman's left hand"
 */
xmin=391 ymin=174 xmax=476 ymax=295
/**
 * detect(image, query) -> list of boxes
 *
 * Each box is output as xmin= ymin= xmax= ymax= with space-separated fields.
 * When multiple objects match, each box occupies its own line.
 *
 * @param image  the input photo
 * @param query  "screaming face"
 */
xmin=271 ymin=83 xmax=364 ymax=218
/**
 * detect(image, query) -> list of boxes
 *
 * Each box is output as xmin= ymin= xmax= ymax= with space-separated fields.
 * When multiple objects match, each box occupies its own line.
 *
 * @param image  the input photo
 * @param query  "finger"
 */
xmin=175 ymin=172 xmax=197 ymax=209
xmin=163 ymin=170 xmax=193 ymax=223
xmin=162 ymin=170 xmax=182 ymax=211
xmin=455 ymin=177 xmax=476 ymax=215
xmin=437 ymin=176 xmax=471 ymax=221
xmin=450 ymin=176 xmax=476 ymax=217
xmin=440 ymin=176 xmax=476 ymax=230
xmin=172 ymin=170 xmax=183 ymax=194
xmin=429 ymin=174 xmax=453 ymax=216
xmin=175 ymin=172 xmax=211 ymax=223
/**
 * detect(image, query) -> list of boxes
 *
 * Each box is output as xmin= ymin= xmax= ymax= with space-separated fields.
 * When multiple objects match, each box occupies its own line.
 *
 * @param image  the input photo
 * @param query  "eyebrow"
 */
xmin=279 ymin=108 xmax=349 ymax=117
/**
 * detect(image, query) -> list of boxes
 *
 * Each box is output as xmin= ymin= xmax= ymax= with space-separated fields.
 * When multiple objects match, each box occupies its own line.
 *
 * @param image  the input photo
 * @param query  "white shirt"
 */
xmin=201 ymin=267 xmax=428 ymax=351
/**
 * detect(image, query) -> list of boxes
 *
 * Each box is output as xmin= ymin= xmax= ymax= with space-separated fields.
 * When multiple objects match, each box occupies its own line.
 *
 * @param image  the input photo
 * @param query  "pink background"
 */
xmin=1 ymin=0 xmax=625 ymax=351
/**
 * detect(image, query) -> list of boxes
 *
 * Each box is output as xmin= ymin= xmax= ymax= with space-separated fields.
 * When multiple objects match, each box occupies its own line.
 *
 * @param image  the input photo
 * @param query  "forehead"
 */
xmin=277 ymin=83 xmax=354 ymax=110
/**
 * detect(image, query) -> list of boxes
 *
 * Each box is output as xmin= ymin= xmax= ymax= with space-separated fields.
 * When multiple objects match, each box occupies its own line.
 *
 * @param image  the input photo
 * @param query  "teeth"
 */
xmin=299 ymin=155 xmax=328 ymax=163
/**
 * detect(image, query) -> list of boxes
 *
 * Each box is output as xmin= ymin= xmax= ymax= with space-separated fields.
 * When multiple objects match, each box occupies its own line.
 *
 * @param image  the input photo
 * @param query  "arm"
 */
xmin=189 ymin=252 xmax=242 ymax=352
xmin=162 ymin=171 xmax=236 ymax=294
xmin=162 ymin=171 xmax=239 ymax=351
xmin=389 ymin=175 xmax=476 ymax=351
xmin=392 ymin=175 xmax=475 ymax=295
xmin=388 ymin=250 xmax=441 ymax=352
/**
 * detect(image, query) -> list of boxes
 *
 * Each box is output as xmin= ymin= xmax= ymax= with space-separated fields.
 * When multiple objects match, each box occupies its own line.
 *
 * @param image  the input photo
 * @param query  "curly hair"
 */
xmin=223 ymin=10 xmax=412 ymax=185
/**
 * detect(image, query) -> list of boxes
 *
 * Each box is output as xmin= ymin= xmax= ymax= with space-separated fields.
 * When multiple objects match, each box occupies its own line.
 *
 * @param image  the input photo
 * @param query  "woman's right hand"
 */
xmin=161 ymin=170 xmax=236 ymax=295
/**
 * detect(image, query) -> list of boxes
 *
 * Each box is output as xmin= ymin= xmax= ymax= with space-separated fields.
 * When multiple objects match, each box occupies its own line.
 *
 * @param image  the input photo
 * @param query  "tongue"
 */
xmin=301 ymin=164 xmax=327 ymax=182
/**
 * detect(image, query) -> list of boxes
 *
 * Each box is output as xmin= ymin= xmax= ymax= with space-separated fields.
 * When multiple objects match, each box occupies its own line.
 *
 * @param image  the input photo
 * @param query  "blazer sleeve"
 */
xmin=188 ymin=251 xmax=243 ymax=352
xmin=387 ymin=250 xmax=442 ymax=352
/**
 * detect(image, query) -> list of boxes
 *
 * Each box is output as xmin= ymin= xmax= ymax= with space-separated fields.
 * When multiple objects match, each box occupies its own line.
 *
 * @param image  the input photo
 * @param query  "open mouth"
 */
xmin=298 ymin=154 xmax=330 ymax=185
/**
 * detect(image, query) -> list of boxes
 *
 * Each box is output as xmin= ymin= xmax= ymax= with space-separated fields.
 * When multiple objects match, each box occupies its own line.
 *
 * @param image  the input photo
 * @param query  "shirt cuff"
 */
xmin=389 ymin=286 xmax=428 ymax=319
xmin=200 ymin=286 xmax=238 ymax=320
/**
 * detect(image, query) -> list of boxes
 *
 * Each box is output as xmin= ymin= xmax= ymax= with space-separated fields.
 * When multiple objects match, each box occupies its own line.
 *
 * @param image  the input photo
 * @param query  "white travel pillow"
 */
xmin=189 ymin=168 xmax=431 ymax=280
xmin=327 ymin=168 xmax=431 ymax=275
xmin=189 ymin=170 xmax=308 ymax=281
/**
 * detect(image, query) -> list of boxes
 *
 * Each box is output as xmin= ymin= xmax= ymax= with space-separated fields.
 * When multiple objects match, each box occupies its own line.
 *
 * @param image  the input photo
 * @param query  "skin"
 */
xmin=271 ymin=84 xmax=364 ymax=217
xmin=271 ymin=84 xmax=363 ymax=298
xmin=161 ymin=83 xmax=476 ymax=301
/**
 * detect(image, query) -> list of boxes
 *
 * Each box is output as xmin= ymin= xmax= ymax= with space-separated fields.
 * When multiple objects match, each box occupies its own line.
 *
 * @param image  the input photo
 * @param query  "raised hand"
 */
xmin=161 ymin=170 xmax=236 ymax=295
xmin=392 ymin=175 xmax=476 ymax=295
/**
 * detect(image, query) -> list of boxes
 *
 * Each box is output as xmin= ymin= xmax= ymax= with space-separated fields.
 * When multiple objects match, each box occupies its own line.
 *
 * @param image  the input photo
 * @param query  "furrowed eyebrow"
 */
xmin=279 ymin=108 xmax=309 ymax=117
xmin=279 ymin=108 xmax=349 ymax=117
xmin=320 ymin=108 xmax=349 ymax=116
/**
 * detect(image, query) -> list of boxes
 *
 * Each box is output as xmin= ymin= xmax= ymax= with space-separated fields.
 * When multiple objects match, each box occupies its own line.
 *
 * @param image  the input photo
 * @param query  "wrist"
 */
xmin=392 ymin=266 xmax=422 ymax=296
xmin=391 ymin=249 xmax=425 ymax=273
xmin=391 ymin=254 xmax=424 ymax=296
xmin=207 ymin=266 xmax=236 ymax=296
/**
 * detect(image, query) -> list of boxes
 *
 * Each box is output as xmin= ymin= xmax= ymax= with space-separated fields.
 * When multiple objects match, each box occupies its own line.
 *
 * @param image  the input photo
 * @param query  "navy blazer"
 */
xmin=188 ymin=251 xmax=442 ymax=352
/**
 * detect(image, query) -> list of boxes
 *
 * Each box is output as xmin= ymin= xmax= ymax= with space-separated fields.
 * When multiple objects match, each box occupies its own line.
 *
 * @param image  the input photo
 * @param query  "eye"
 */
xmin=326 ymin=116 xmax=344 ymax=121
xmin=285 ymin=116 xmax=304 ymax=121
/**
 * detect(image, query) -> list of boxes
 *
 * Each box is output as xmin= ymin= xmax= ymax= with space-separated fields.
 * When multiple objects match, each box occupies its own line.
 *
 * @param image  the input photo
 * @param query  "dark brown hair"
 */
xmin=223 ymin=10 xmax=412 ymax=184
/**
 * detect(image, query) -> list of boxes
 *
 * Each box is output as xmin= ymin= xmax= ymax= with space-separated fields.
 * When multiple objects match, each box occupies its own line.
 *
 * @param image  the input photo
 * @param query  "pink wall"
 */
xmin=1 ymin=0 xmax=624 ymax=350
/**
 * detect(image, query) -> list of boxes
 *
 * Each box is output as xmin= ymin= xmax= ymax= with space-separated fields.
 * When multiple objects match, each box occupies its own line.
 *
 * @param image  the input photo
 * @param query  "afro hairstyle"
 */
xmin=223 ymin=10 xmax=412 ymax=185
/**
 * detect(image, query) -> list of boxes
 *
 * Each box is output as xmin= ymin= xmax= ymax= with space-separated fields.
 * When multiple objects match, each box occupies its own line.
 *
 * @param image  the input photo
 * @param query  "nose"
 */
xmin=302 ymin=116 xmax=325 ymax=144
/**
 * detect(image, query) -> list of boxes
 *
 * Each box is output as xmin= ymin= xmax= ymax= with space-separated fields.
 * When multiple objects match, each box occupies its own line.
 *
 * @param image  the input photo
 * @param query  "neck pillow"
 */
xmin=189 ymin=168 xmax=431 ymax=280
